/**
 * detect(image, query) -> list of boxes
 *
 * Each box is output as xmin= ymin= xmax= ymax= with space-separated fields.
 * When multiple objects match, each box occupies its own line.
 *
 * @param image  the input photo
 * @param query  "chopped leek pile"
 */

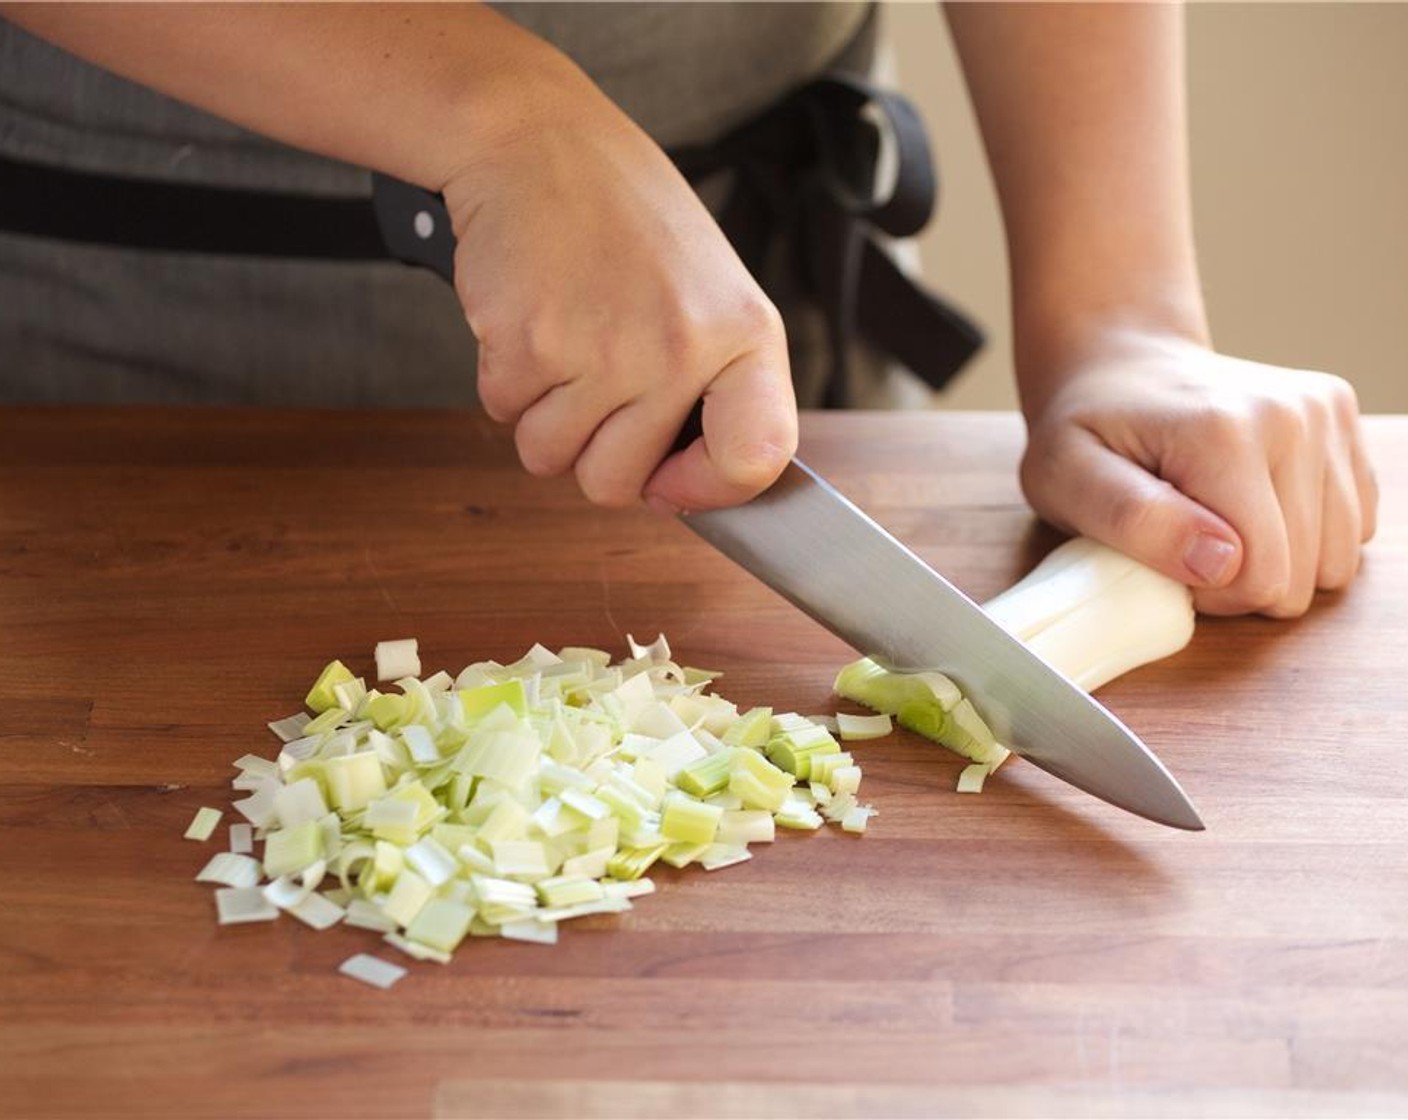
xmin=834 ymin=537 xmax=1196 ymax=792
xmin=191 ymin=635 xmax=881 ymax=984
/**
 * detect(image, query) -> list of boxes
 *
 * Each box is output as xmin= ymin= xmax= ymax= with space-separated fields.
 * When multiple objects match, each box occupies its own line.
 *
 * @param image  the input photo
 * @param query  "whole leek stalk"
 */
xmin=834 ymin=537 xmax=1196 ymax=765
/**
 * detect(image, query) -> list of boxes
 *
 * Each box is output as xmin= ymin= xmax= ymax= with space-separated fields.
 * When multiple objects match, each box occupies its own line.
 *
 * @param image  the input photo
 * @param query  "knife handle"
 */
xmin=372 ymin=173 xmax=456 ymax=283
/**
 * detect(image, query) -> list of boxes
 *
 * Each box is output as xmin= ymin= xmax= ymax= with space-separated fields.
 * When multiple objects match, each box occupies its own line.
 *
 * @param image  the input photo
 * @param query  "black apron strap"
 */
xmin=0 ymin=76 xmax=983 ymax=405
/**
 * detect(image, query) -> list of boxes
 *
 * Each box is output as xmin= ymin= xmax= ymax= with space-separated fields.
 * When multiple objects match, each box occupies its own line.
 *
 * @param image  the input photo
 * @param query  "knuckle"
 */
xmin=718 ymin=436 xmax=793 ymax=493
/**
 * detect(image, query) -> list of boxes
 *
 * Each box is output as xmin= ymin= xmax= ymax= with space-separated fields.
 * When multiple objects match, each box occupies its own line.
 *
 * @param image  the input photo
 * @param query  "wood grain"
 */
xmin=0 ymin=408 xmax=1404 ymax=1119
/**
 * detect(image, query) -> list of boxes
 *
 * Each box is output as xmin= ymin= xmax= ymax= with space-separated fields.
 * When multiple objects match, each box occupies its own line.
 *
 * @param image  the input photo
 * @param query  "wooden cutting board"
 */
xmin=1 ymin=408 xmax=1404 ymax=1118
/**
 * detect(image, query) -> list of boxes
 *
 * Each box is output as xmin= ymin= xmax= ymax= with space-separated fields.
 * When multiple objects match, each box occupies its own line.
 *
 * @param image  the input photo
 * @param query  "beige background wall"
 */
xmin=884 ymin=1 xmax=1408 ymax=413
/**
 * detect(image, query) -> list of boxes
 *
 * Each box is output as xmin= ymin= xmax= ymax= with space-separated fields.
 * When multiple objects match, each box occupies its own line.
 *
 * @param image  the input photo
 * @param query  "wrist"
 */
xmin=1013 ymin=290 xmax=1212 ymax=417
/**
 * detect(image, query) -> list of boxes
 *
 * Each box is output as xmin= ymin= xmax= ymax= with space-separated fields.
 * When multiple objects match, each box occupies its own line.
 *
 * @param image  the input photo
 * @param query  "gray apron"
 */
xmin=0 ymin=3 xmax=900 ymax=407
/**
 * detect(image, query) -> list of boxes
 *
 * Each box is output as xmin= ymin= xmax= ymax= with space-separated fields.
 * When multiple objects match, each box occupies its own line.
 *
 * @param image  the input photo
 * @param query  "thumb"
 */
xmin=1022 ymin=428 xmax=1244 ymax=590
xmin=643 ymin=350 xmax=797 ymax=513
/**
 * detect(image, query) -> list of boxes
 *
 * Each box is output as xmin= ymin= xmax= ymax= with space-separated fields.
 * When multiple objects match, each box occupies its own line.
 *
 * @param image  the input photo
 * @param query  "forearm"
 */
xmin=0 ymin=1 xmax=581 ymax=192
xmin=943 ymin=2 xmax=1210 ymax=408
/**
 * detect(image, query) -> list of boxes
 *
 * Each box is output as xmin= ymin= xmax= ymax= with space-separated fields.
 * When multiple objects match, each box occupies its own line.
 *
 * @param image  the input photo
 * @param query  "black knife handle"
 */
xmin=372 ymin=173 xmax=456 ymax=283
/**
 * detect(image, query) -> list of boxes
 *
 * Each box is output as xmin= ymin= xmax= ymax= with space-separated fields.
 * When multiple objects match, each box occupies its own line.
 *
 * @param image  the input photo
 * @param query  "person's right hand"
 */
xmin=440 ymin=53 xmax=797 ymax=513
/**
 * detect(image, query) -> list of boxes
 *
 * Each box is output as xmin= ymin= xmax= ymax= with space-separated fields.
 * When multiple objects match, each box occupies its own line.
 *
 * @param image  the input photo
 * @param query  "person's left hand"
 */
xmin=1017 ymin=330 xmax=1378 ymax=617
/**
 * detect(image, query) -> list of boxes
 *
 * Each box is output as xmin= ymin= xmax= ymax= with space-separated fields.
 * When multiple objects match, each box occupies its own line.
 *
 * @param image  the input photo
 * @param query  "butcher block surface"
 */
xmin=1 ymin=408 xmax=1404 ymax=1119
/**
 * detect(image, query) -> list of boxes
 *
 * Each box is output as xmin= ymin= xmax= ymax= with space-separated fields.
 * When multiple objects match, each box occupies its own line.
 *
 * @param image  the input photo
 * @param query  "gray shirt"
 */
xmin=0 ymin=3 xmax=875 ymax=406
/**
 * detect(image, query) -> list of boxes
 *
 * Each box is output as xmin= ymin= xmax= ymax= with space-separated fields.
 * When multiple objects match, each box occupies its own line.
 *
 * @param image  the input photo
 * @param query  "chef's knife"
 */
xmin=684 ymin=456 xmax=1204 ymax=831
xmin=373 ymin=175 xmax=1204 ymax=832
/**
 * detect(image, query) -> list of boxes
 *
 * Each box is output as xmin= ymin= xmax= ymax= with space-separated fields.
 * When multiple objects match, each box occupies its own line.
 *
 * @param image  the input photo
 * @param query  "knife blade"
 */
xmin=683 ymin=458 xmax=1205 ymax=831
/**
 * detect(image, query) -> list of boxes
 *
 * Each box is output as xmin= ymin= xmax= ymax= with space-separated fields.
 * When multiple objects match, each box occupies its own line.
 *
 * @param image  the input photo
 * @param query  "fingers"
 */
xmin=642 ymin=347 xmax=798 ymax=513
xmin=1020 ymin=424 xmax=1247 ymax=591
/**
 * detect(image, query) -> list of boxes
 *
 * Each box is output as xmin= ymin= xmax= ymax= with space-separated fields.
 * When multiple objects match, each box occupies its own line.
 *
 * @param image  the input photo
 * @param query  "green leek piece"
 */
xmin=302 ymin=706 xmax=352 ymax=738
xmin=404 ymin=898 xmax=474 ymax=953
xmin=727 ymin=747 xmax=794 ymax=812
xmin=606 ymin=844 xmax=668 ymax=881
xmin=661 ymin=841 xmax=710 ymax=869
xmin=364 ymin=692 xmax=411 ymax=732
xmin=323 ymin=751 xmax=388 ymax=812
xmin=184 ymin=806 xmax=223 ymax=842
xmin=305 ymin=660 xmax=355 ymax=714
xmin=722 ymin=707 xmax=773 ymax=749
xmin=833 ymin=657 xmax=1004 ymax=766
xmin=459 ymin=679 xmax=528 ymax=720
xmin=366 ymin=781 xmax=441 ymax=845
xmin=263 ymin=820 xmax=324 ymax=879
xmin=805 ymin=751 xmax=855 ymax=789
xmin=536 ymin=875 xmax=606 ymax=909
xmin=381 ymin=869 xmax=434 ymax=928
xmin=765 ymin=722 xmax=841 ymax=781
xmin=674 ymin=749 xmax=736 ymax=799
xmin=660 ymin=795 xmax=724 ymax=846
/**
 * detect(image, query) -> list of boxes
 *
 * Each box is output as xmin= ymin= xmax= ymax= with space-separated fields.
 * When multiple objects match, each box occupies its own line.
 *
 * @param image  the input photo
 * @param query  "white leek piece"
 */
xmin=835 ymin=713 xmax=892 ymax=741
xmin=374 ymin=639 xmax=421 ymax=682
xmin=215 ymin=887 xmax=279 ymax=925
xmin=338 ymin=954 xmax=407 ymax=990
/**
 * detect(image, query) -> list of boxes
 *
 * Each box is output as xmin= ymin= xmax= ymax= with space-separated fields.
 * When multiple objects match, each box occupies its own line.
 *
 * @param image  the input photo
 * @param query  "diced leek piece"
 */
xmin=830 ymin=766 xmax=862 ymax=796
xmin=841 ymin=805 xmax=876 ymax=834
xmin=602 ymin=877 xmax=656 ymax=900
xmin=345 ymin=898 xmax=398 ymax=932
xmin=699 ymin=844 xmax=752 ymax=871
xmin=364 ymin=692 xmax=410 ymax=732
xmin=383 ymin=931 xmax=453 ymax=964
xmin=836 ymin=712 xmax=891 ymax=741
xmin=606 ymin=844 xmax=668 ymax=881
xmin=727 ymin=748 xmax=794 ymax=812
xmin=332 ymin=677 xmax=368 ymax=715
xmin=228 ymin=822 xmax=254 ymax=854
xmin=215 ymin=887 xmax=280 ymax=925
xmin=381 ymin=869 xmax=434 ymax=928
xmin=232 ymin=782 xmax=279 ymax=829
xmin=560 ymin=845 xmax=614 ymax=880
xmin=196 ymin=851 xmax=262 ymax=889
xmin=306 ymin=660 xmax=355 ymax=714
xmin=399 ymin=724 xmax=441 ymax=765
xmin=339 ymin=953 xmax=407 ymax=989
xmin=722 ymin=707 xmax=774 ymax=749
xmin=273 ymin=777 xmax=329 ymax=830
xmin=660 ymin=795 xmax=724 ymax=846
xmin=323 ymin=751 xmax=388 ymax=812
xmin=774 ymin=804 xmax=824 ymax=830
xmin=674 ymin=749 xmax=735 ymax=799
xmin=491 ymin=839 xmax=551 ymax=880
xmin=375 ymin=638 xmax=420 ymax=682
xmin=499 ymin=918 xmax=560 ymax=945
xmin=302 ymin=707 xmax=352 ymax=738
xmin=404 ymin=836 xmax=460 ymax=888
xmin=459 ymin=679 xmax=528 ymax=720
xmin=956 ymin=763 xmax=990 ymax=794
xmin=536 ymin=875 xmax=606 ymax=909
xmin=267 ymin=713 xmax=312 ymax=743
xmin=262 ymin=820 xmax=324 ymax=878
xmin=184 ymin=806 xmax=223 ymax=842
xmin=558 ymin=787 xmax=612 ymax=822
xmin=661 ymin=841 xmax=710 ymax=869
xmin=405 ymin=898 xmax=474 ymax=953
xmin=643 ymin=730 xmax=708 ymax=779
xmin=235 ymin=754 xmax=282 ymax=779
xmin=289 ymin=892 xmax=346 ymax=931
xmin=715 ymin=810 xmax=775 ymax=847
xmin=534 ymin=896 xmax=632 ymax=923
